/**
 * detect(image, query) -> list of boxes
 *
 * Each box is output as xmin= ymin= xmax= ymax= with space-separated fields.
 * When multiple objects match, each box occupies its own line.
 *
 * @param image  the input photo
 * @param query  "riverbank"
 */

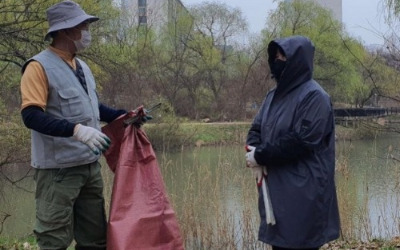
xmin=145 ymin=121 xmax=383 ymax=149
xmin=145 ymin=121 xmax=250 ymax=150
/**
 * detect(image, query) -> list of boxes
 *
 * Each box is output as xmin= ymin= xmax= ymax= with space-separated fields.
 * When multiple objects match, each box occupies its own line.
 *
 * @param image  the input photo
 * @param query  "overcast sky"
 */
xmin=180 ymin=0 xmax=390 ymax=46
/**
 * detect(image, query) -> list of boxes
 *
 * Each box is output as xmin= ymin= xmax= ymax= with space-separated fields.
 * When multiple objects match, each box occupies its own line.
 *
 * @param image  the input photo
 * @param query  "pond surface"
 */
xmin=2 ymin=135 xmax=400 ymax=243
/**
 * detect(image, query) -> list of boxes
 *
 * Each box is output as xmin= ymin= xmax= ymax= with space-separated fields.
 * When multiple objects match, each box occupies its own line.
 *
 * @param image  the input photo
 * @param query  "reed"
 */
xmin=161 ymin=143 xmax=400 ymax=249
xmin=158 ymin=146 xmax=268 ymax=249
xmin=4 ymin=141 xmax=400 ymax=249
xmin=99 ymin=140 xmax=400 ymax=249
xmin=333 ymin=138 xmax=400 ymax=248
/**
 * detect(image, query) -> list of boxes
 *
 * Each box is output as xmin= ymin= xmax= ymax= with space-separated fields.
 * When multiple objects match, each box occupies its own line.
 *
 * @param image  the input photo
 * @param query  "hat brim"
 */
xmin=44 ymin=14 xmax=99 ymax=41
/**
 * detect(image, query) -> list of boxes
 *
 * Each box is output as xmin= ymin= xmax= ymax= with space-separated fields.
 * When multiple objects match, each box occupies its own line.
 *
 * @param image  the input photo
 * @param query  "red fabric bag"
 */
xmin=102 ymin=108 xmax=184 ymax=250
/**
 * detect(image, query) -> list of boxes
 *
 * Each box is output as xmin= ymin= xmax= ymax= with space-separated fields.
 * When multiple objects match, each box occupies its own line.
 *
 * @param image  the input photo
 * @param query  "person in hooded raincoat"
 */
xmin=245 ymin=35 xmax=340 ymax=249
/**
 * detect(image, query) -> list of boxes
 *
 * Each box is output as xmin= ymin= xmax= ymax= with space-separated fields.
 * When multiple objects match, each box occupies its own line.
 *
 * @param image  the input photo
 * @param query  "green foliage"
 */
xmin=0 ymin=235 xmax=37 ymax=249
xmin=2 ymin=0 xmax=400 ymax=119
xmin=0 ymin=0 xmax=50 ymax=67
xmin=144 ymin=98 xmax=186 ymax=150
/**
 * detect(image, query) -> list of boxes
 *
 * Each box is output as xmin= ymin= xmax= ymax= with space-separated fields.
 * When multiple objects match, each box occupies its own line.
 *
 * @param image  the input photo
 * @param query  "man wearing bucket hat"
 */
xmin=19 ymin=1 xmax=127 ymax=249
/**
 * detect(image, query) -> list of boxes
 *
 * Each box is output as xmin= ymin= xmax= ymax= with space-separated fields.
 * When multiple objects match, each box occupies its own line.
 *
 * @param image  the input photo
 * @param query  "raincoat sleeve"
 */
xmin=254 ymin=90 xmax=333 ymax=166
xmin=247 ymin=113 xmax=262 ymax=147
xmin=246 ymin=97 xmax=268 ymax=147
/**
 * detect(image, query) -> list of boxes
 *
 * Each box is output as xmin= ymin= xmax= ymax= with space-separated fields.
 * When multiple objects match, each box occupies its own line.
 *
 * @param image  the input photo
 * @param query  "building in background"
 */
xmin=315 ymin=0 xmax=342 ymax=22
xmin=120 ymin=0 xmax=189 ymax=30
xmin=285 ymin=0 xmax=342 ymax=22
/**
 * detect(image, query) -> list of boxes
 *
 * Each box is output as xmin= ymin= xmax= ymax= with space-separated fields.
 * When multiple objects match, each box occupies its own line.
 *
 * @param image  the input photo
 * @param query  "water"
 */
xmin=2 ymin=136 xmax=400 ymax=242
xmin=335 ymin=135 xmax=400 ymax=240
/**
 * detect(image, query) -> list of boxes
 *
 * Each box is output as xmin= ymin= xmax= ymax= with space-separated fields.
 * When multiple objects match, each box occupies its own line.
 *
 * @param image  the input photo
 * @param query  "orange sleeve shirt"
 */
xmin=20 ymin=46 xmax=77 ymax=110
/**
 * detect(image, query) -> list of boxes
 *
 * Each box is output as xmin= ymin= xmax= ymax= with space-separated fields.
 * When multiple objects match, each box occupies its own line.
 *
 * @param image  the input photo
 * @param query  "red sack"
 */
xmin=102 ymin=109 xmax=184 ymax=250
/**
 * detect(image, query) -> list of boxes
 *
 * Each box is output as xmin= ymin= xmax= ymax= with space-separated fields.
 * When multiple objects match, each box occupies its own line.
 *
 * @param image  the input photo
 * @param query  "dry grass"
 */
xmin=159 ymin=146 xmax=266 ymax=249
xmin=98 ymin=141 xmax=400 ymax=249
xmin=6 ymin=138 xmax=400 ymax=249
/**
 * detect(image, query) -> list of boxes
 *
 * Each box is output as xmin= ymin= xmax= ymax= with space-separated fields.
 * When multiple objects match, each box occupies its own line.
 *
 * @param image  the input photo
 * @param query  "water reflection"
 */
xmin=2 ymin=135 xmax=400 ymax=243
xmin=336 ymin=135 xmax=400 ymax=240
xmin=0 ymin=167 xmax=35 ymax=238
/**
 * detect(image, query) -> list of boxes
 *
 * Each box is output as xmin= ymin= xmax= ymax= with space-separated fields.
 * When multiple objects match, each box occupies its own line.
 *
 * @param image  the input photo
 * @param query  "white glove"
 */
xmin=73 ymin=124 xmax=111 ymax=155
xmin=245 ymin=145 xmax=258 ymax=168
xmin=251 ymin=165 xmax=263 ymax=186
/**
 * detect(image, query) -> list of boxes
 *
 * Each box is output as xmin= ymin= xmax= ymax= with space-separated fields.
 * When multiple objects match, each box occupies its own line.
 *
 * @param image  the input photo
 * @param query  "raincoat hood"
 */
xmin=268 ymin=35 xmax=314 ymax=98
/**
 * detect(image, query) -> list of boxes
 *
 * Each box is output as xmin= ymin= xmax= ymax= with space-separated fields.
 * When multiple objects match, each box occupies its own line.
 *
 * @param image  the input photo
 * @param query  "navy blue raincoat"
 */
xmin=246 ymin=36 xmax=340 ymax=248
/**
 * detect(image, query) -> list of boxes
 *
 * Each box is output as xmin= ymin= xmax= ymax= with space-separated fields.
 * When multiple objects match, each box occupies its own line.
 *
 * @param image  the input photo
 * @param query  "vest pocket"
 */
xmin=58 ymin=88 xmax=83 ymax=117
xmin=53 ymin=136 xmax=98 ymax=164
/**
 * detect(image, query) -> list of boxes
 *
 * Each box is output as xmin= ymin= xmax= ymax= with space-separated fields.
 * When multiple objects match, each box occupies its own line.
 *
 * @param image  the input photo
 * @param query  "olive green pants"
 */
xmin=34 ymin=162 xmax=107 ymax=250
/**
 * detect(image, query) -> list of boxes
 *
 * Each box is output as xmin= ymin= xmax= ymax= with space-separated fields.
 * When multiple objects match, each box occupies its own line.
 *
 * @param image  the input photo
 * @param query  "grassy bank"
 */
xmin=145 ymin=121 xmax=382 ymax=150
xmin=145 ymin=121 xmax=251 ymax=150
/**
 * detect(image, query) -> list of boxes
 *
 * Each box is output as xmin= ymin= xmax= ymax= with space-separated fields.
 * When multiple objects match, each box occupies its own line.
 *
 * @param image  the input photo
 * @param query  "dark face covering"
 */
xmin=270 ymin=59 xmax=286 ymax=81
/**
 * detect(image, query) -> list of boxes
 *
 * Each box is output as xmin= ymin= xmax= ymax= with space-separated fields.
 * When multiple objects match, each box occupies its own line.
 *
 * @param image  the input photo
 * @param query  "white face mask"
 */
xmin=74 ymin=30 xmax=91 ymax=52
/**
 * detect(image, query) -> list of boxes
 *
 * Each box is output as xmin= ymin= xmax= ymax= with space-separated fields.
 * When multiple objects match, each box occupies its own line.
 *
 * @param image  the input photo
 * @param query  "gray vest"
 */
xmin=26 ymin=49 xmax=101 ymax=169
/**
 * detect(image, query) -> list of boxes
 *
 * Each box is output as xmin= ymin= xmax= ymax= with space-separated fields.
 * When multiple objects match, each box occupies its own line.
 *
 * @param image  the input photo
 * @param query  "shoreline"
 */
xmin=145 ymin=122 xmax=387 ymax=149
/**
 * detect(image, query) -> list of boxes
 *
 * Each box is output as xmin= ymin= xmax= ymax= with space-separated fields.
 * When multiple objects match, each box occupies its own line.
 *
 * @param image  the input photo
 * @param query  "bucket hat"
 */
xmin=45 ymin=0 xmax=99 ymax=41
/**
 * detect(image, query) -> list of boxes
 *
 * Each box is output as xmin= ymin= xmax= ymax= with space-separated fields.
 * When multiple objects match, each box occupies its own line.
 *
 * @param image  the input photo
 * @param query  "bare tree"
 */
xmin=0 ymin=0 xmax=50 ymax=68
xmin=187 ymin=2 xmax=248 ymax=119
